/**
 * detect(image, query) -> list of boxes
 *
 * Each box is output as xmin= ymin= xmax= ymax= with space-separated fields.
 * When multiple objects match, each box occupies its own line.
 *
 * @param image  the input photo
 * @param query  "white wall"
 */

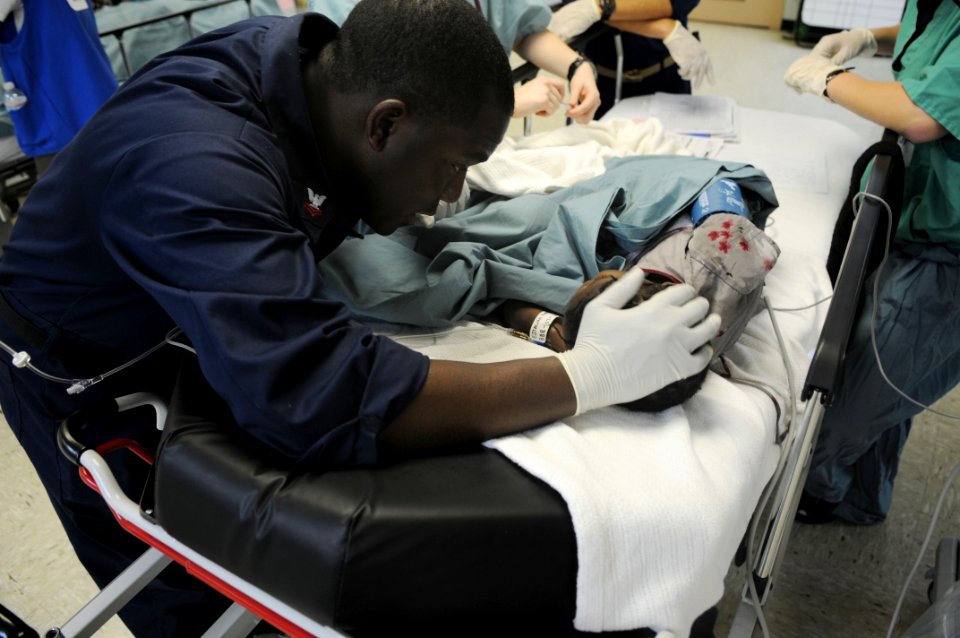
xmin=782 ymin=0 xmax=801 ymax=22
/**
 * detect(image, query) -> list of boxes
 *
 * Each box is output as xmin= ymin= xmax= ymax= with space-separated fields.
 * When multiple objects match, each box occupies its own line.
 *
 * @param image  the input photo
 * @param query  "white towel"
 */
xmin=467 ymin=118 xmax=693 ymax=198
xmin=381 ymin=245 xmax=829 ymax=637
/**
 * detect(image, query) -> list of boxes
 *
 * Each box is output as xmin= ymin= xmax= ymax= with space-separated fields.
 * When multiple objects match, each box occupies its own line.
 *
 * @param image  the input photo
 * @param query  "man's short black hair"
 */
xmin=326 ymin=0 xmax=514 ymax=125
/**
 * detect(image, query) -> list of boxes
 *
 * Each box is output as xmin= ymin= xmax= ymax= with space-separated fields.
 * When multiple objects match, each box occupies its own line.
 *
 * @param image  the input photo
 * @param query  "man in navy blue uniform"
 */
xmin=0 ymin=0 xmax=718 ymax=634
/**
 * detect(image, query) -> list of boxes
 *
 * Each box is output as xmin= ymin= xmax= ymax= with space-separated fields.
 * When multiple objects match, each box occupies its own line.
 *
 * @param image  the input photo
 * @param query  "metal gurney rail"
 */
xmin=728 ymin=129 xmax=902 ymax=637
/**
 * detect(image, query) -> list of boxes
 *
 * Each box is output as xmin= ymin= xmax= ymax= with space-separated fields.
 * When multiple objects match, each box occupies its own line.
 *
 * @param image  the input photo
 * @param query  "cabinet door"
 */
xmin=690 ymin=0 xmax=784 ymax=29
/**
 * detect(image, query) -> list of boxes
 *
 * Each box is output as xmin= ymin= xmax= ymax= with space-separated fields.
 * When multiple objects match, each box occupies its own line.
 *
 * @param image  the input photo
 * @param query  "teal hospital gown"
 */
xmin=316 ymin=156 xmax=777 ymax=327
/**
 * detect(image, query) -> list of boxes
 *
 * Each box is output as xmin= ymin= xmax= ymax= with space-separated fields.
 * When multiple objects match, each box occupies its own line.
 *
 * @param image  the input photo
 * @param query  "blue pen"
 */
xmin=680 ymin=132 xmax=712 ymax=138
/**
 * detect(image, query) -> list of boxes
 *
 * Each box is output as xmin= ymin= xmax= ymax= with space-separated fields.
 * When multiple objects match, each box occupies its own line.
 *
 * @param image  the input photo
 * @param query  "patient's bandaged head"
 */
xmin=563 ymin=213 xmax=780 ymax=413
xmin=627 ymin=213 xmax=780 ymax=358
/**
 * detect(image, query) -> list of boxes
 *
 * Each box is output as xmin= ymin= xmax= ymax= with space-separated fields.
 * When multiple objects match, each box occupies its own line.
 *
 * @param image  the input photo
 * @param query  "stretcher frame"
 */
xmin=727 ymin=130 xmax=901 ymax=637
xmin=53 ymin=393 xmax=341 ymax=638
xmin=37 ymin=132 xmax=901 ymax=638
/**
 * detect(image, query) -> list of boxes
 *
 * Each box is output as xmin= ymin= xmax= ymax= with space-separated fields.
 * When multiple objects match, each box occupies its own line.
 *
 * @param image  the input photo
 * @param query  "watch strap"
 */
xmin=598 ymin=0 xmax=616 ymax=20
xmin=566 ymin=56 xmax=596 ymax=82
xmin=822 ymin=66 xmax=853 ymax=101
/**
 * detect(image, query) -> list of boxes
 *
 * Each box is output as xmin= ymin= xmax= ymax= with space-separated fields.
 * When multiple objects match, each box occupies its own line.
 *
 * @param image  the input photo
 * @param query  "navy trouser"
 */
xmin=805 ymin=243 xmax=960 ymax=524
xmin=0 ymin=321 xmax=230 ymax=637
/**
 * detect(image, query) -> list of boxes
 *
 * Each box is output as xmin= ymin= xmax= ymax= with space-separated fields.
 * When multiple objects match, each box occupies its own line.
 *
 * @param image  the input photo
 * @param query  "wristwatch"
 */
xmin=598 ymin=0 xmax=616 ymax=20
xmin=566 ymin=56 xmax=597 ymax=82
xmin=822 ymin=67 xmax=852 ymax=101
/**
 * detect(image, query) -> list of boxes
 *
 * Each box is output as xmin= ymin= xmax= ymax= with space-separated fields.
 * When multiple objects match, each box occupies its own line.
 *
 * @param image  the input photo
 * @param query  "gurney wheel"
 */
xmin=0 ymin=601 xmax=39 ymax=638
xmin=2 ymin=196 xmax=18 ymax=216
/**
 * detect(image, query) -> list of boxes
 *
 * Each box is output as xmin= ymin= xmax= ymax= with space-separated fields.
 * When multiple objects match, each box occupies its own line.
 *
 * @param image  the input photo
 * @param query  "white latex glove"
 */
xmin=548 ymin=0 xmax=602 ymax=41
xmin=663 ymin=21 xmax=715 ymax=89
xmin=556 ymin=268 xmax=720 ymax=415
xmin=784 ymin=53 xmax=843 ymax=99
xmin=513 ymin=75 xmax=565 ymax=118
xmin=812 ymin=28 xmax=878 ymax=64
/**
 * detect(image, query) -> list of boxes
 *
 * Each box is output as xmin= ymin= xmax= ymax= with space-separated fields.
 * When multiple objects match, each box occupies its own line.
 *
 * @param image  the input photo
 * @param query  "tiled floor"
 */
xmin=3 ymin=17 xmax=958 ymax=638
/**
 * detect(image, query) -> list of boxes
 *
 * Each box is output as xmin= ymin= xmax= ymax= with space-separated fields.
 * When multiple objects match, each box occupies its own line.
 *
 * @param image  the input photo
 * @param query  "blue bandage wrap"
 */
xmin=691 ymin=179 xmax=748 ymax=227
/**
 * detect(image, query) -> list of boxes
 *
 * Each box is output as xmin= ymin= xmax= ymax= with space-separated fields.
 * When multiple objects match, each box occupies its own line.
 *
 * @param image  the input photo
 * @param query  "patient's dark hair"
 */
xmin=563 ymin=274 xmax=709 ymax=412
xmin=325 ymin=0 xmax=514 ymax=126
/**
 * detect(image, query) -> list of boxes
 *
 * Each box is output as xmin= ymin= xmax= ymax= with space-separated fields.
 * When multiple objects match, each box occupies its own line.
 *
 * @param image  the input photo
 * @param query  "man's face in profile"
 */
xmin=360 ymin=101 xmax=509 ymax=235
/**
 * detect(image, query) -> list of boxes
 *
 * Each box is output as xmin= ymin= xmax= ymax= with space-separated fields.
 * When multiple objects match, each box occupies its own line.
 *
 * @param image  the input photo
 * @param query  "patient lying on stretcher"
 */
xmin=501 ymin=212 xmax=781 ymax=411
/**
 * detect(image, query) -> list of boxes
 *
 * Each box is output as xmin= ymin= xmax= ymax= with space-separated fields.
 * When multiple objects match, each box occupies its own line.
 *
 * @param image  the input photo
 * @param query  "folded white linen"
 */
xmin=467 ymin=117 xmax=692 ymax=198
xmin=378 ymin=244 xmax=829 ymax=637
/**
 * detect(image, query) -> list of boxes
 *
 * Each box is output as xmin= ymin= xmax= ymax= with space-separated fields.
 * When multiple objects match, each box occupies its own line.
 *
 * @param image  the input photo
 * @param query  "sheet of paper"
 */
xmin=647 ymin=93 xmax=740 ymax=140
xmin=668 ymin=133 xmax=726 ymax=158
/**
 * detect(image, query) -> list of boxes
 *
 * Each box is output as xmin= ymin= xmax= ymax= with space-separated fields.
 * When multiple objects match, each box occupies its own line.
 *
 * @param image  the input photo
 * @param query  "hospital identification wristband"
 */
xmin=529 ymin=311 xmax=560 ymax=345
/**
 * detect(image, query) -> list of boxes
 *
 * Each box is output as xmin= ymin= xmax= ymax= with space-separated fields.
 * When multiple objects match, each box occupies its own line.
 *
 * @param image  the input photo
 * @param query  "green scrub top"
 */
xmin=893 ymin=0 xmax=960 ymax=246
xmin=307 ymin=0 xmax=551 ymax=55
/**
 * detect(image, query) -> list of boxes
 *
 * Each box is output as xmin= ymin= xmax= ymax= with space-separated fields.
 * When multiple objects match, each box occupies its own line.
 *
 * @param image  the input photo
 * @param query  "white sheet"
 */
xmin=381 ymin=244 xmax=829 ymax=636
xmin=381 ymin=103 xmax=869 ymax=637
xmin=466 ymin=117 xmax=693 ymax=198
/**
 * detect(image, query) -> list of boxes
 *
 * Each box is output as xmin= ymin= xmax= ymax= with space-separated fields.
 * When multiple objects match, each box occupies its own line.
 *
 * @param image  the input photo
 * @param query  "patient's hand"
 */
xmin=562 ymin=270 xmax=709 ymax=412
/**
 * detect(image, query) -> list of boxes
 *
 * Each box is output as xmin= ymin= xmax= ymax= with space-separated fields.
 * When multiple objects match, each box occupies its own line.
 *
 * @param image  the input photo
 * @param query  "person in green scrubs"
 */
xmin=783 ymin=0 xmax=960 ymax=524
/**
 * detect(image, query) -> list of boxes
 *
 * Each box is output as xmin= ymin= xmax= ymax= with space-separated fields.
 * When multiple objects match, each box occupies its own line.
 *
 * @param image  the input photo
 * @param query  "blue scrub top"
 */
xmin=0 ymin=0 xmax=117 ymax=156
xmin=0 ymin=14 xmax=430 ymax=468
xmin=308 ymin=0 xmax=551 ymax=54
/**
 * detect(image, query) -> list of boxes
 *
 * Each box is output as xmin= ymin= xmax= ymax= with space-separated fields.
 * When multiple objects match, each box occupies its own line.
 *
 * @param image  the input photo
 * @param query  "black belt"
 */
xmin=0 ymin=289 xmax=126 ymax=375
xmin=0 ymin=289 xmax=47 ymax=349
xmin=596 ymin=55 xmax=676 ymax=83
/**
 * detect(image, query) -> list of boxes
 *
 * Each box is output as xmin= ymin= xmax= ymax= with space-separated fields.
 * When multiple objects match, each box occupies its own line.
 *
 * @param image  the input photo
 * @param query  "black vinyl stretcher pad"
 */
xmin=153 ymin=360 xmax=581 ymax=637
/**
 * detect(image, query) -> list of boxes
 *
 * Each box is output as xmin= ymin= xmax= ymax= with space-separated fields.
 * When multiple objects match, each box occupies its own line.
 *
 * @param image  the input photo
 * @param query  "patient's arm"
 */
xmin=498 ymin=299 xmax=569 ymax=353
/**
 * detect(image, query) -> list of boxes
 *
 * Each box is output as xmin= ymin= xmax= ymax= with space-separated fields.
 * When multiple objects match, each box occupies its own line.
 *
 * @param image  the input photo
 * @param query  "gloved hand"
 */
xmin=663 ymin=21 xmax=715 ymax=89
xmin=548 ymin=0 xmax=602 ymax=41
xmin=784 ymin=53 xmax=843 ymax=98
xmin=514 ymin=75 xmax=565 ymax=118
xmin=812 ymin=27 xmax=878 ymax=64
xmin=556 ymin=268 xmax=720 ymax=415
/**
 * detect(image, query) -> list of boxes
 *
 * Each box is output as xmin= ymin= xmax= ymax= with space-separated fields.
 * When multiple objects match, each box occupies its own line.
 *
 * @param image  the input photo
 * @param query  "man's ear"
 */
xmin=366 ymin=99 xmax=407 ymax=151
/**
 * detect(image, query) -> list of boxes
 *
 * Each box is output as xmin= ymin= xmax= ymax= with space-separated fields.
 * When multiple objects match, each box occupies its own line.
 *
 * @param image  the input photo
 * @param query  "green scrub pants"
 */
xmin=805 ymin=242 xmax=960 ymax=524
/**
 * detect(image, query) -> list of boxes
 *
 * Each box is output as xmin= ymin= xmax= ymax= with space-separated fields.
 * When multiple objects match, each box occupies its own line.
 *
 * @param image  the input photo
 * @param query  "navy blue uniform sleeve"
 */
xmin=98 ymin=134 xmax=430 ymax=467
xmin=671 ymin=0 xmax=700 ymax=21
